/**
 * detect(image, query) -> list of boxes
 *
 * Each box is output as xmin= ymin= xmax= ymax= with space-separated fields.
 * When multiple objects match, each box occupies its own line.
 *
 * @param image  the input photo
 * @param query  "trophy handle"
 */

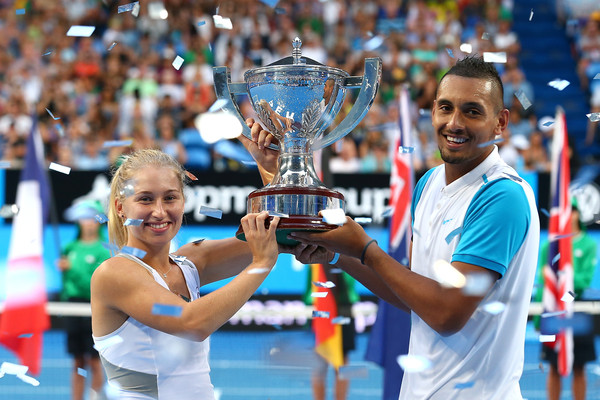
xmin=213 ymin=66 xmax=280 ymax=151
xmin=311 ymin=57 xmax=382 ymax=150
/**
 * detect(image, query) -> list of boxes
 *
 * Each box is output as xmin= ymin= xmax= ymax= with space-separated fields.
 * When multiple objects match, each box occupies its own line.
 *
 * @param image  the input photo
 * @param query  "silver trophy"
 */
xmin=213 ymin=38 xmax=381 ymax=244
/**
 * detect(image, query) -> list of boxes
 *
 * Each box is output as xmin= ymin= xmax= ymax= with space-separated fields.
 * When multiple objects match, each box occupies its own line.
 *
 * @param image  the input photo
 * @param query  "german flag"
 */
xmin=310 ymin=263 xmax=343 ymax=369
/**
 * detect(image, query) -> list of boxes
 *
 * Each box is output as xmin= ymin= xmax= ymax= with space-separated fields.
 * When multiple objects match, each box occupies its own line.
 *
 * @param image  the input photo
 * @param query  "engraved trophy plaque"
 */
xmin=213 ymin=38 xmax=381 ymax=244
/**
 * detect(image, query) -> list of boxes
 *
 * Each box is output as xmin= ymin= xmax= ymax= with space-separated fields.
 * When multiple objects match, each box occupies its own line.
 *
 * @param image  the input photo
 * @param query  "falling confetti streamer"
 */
xmin=547 ymin=79 xmax=570 ymax=91
xmin=482 ymin=301 xmax=506 ymax=315
xmin=331 ymin=316 xmax=351 ymax=325
xmin=445 ymin=227 xmax=463 ymax=244
xmin=247 ymin=267 xmax=269 ymax=274
xmin=354 ymin=217 xmax=372 ymax=224
xmin=107 ymin=42 xmax=117 ymax=51
xmin=397 ymin=355 xmax=432 ymax=372
xmin=311 ymin=292 xmax=328 ymax=298
xmin=172 ymin=55 xmax=184 ymax=70
xmin=560 ymin=290 xmax=575 ymax=303
xmin=398 ymin=146 xmax=415 ymax=153
xmin=586 ymin=113 xmax=600 ymax=122
xmin=477 ymin=138 xmax=504 ymax=148
xmin=95 ymin=213 xmax=109 ymax=224
xmin=321 ymin=208 xmax=346 ymax=226
xmin=121 ymin=246 xmax=147 ymax=259
xmin=45 ymin=108 xmax=60 ymax=120
xmin=16 ymin=8 xmax=25 ymax=15
xmin=213 ymin=15 xmax=233 ymax=30
xmin=539 ymin=334 xmax=556 ymax=343
xmin=124 ymin=218 xmax=143 ymax=226
xmin=515 ymin=89 xmax=532 ymax=110
xmin=77 ymin=368 xmax=88 ymax=377
xmin=117 ymin=2 xmax=139 ymax=13
xmin=103 ymin=140 xmax=132 ymax=148
xmin=312 ymin=310 xmax=330 ymax=318
xmin=483 ymin=52 xmax=506 ymax=63
xmin=529 ymin=9 xmax=534 ymax=21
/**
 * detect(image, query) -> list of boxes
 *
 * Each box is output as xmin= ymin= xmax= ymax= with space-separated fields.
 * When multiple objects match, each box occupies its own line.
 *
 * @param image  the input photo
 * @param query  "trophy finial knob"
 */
xmin=292 ymin=37 xmax=303 ymax=65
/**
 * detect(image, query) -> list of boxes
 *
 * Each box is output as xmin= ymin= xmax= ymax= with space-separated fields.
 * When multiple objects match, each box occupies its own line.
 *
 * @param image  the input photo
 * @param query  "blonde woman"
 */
xmin=91 ymin=149 xmax=279 ymax=399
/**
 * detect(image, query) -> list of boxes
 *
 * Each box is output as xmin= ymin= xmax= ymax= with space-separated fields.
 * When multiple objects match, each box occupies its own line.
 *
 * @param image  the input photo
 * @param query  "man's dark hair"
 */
xmin=438 ymin=55 xmax=505 ymax=111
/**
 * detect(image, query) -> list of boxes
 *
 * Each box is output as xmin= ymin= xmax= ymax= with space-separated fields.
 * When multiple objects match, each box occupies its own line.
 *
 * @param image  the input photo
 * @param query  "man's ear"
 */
xmin=495 ymin=108 xmax=510 ymax=136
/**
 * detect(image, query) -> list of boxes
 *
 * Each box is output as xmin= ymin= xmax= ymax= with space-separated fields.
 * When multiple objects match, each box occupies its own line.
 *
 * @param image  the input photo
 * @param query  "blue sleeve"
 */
xmin=411 ymin=167 xmax=436 ymax=226
xmin=452 ymin=178 xmax=531 ymax=277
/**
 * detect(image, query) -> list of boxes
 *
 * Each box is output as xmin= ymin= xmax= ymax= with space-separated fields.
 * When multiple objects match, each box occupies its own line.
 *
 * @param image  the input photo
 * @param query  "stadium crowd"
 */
xmin=0 ymin=0 xmax=570 ymax=176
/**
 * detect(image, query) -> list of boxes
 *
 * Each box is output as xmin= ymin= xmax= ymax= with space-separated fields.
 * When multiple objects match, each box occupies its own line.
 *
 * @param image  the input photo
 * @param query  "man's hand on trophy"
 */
xmin=238 ymin=118 xmax=279 ymax=185
xmin=278 ymin=242 xmax=334 ymax=265
xmin=289 ymin=215 xmax=373 ymax=260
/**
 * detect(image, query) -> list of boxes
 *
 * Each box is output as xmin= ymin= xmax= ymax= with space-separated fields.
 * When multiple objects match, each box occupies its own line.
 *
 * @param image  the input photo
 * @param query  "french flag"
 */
xmin=0 ymin=117 xmax=50 ymax=375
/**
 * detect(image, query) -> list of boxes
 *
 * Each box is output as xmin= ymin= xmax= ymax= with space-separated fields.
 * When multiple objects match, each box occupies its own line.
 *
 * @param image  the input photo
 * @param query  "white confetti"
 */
xmin=66 ymin=25 xmax=96 ymax=37
xmin=117 ymin=2 xmax=139 ymax=13
xmin=515 ymin=90 xmax=532 ymax=110
xmin=331 ymin=316 xmax=351 ymax=325
xmin=49 ymin=162 xmax=71 ymax=175
xmin=539 ymin=334 xmax=556 ymax=343
xmin=482 ymin=301 xmax=506 ymax=315
xmin=313 ymin=281 xmax=335 ymax=288
xmin=17 ymin=374 xmax=39 ymax=386
xmin=398 ymin=146 xmax=415 ymax=154
xmin=208 ymin=98 xmax=229 ymax=112
xmin=586 ymin=113 xmax=600 ymax=122
xmin=103 ymin=140 xmax=132 ymax=148
xmin=459 ymin=43 xmax=472 ymax=54
xmin=321 ymin=208 xmax=346 ymax=226
xmin=0 ymin=362 xmax=29 ymax=377
xmin=483 ymin=52 xmax=507 ymax=63
xmin=462 ymin=272 xmax=494 ymax=296
xmin=529 ymin=8 xmax=534 ymax=21
xmin=311 ymin=292 xmax=328 ymax=298
xmin=547 ymin=79 xmax=570 ymax=91
xmin=354 ymin=217 xmax=372 ymax=224
xmin=77 ymin=367 xmax=87 ymax=377
xmin=247 ymin=267 xmax=269 ymax=274
xmin=132 ymin=2 xmax=140 ymax=17
xmin=121 ymin=246 xmax=147 ymax=258
xmin=561 ymin=290 xmax=575 ymax=303
xmin=213 ymin=15 xmax=233 ymax=30
xmin=432 ymin=259 xmax=465 ymax=288
xmin=268 ymin=211 xmax=289 ymax=218
xmin=172 ymin=55 xmax=184 ymax=70
xmin=312 ymin=310 xmax=330 ymax=318
xmin=397 ymin=355 xmax=432 ymax=372
xmin=0 ymin=204 xmax=19 ymax=218
xmin=541 ymin=310 xmax=567 ymax=318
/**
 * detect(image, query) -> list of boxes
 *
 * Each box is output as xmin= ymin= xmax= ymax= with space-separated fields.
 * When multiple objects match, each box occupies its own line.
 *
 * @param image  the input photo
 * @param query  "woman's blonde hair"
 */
xmin=108 ymin=149 xmax=187 ymax=248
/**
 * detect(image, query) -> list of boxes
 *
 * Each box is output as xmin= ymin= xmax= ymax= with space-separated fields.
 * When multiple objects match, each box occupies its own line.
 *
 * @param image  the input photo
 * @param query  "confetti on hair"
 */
xmin=354 ymin=217 xmax=372 ymax=224
xmin=172 ymin=55 xmax=184 ymax=70
xmin=124 ymin=218 xmax=143 ymax=226
xmin=66 ymin=25 xmax=96 ymax=37
xmin=117 ymin=1 xmax=139 ymax=13
xmin=121 ymin=246 xmax=146 ymax=258
xmin=547 ymin=79 xmax=570 ymax=91
xmin=586 ymin=113 xmax=600 ymax=122
xmin=0 ymin=204 xmax=19 ymax=218
xmin=77 ymin=368 xmax=87 ymax=377
xmin=398 ymin=146 xmax=415 ymax=154
xmin=152 ymin=303 xmax=183 ymax=317
xmin=482 ymin=301 xmax=506 ymax=315
xmin=477 ymin=138 xmax=504 ymax=148
xmin=45 ymin=108 xmax=60 ymax=120
xmin=311 ymin=292 xmax=328 ymax=298
xmin=331 ymin=316 xmax=351 ymax=325
xmin=213 ymin=15 xmax=233 ymax=30
xmin=199 ymin=205 xmax=223 ymax=219
xmin=184 ymin=170 xmax=198 ymax=181
xmin=515 ymin=89 xmax=532 ymax=110
xmin=397 ymin=355 xmax=432 ymax=372
xmin=321 ymin=208 xmax=346 ymax=226
xmin=444 ymin=227 xmax=463 ymax=244
xmin=49 ymin=162 xmax=71 ymax=175
xmin=312 ymin=310 xmax=330 ymax=318
xmin=313 ymin=281 xmax=335 ymax=289
xmin=483 ymin=52 xmax=506 ymax=63
xmin=103 ymin=139 xmax=132 ymax=148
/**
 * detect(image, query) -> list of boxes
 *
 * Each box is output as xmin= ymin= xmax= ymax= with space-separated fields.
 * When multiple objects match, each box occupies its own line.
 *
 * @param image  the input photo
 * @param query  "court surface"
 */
xmin=1 ymin=322 xmax=599 ymax=399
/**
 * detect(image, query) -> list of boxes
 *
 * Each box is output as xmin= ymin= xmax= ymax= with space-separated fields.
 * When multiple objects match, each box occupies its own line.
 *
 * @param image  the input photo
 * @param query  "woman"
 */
xmin=91 ymin=149 xmax=280 ymax=399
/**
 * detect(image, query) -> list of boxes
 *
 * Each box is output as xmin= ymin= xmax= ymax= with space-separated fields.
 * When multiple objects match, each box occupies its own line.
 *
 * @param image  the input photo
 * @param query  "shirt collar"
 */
xmin=442 ymin=146 xmax=501 ymax=196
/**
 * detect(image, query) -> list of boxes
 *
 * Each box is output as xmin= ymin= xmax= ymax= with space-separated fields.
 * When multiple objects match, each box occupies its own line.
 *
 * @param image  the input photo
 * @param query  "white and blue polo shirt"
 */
xmin=399 ymin=147 xmax=540 ymax=400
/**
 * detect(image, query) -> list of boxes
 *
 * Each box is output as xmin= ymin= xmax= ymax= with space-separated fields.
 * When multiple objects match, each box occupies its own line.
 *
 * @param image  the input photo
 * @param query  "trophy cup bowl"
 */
xmin=213 ymin=38 xmax=382 ymax=245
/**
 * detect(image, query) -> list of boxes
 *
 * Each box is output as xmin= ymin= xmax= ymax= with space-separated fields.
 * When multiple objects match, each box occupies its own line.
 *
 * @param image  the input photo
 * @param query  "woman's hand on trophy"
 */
xmin=246 ymin=118 xmax=278 ymax=150
xmin=289 ymin=216 xmax=373 ymax=260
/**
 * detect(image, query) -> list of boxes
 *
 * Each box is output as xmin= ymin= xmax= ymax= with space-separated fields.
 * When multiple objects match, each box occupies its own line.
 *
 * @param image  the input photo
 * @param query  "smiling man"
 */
xmin=276 ymin=55 xmax=541 ymax=399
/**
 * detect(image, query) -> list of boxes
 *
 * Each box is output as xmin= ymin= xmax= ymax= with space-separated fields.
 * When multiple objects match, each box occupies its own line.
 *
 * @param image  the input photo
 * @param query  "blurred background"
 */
xmin=1 ymin=0 xmax=600 ymax=399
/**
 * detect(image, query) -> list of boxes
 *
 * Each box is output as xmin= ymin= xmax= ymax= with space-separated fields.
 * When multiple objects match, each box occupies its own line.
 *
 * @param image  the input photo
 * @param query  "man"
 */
xmin=242 ymin=55 xmax=540 ymax=399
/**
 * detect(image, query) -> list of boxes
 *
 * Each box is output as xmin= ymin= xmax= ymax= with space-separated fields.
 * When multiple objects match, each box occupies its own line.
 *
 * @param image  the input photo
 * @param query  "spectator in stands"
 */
xmin=157 ymin=114 xmax=187 ymax=166
xmin=329 ymin=137 xmax=361 ymax=173
xmin=507 ymin=104 xmax=536 ymax=139
xmin=523 ymin=131 xmax=550 ymax=172
xmin=502 ymin=57 xmax=535 ymax=110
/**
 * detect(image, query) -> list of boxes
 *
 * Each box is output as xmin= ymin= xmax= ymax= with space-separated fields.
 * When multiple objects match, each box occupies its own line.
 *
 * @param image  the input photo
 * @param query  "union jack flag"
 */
xmin=542 ymin=107 xmax=574 ymax=376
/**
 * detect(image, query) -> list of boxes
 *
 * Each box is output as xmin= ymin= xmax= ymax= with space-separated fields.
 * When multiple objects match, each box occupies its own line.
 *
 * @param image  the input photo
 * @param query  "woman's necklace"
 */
xmin=161 ymin=263 xmax=173 ymax=278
